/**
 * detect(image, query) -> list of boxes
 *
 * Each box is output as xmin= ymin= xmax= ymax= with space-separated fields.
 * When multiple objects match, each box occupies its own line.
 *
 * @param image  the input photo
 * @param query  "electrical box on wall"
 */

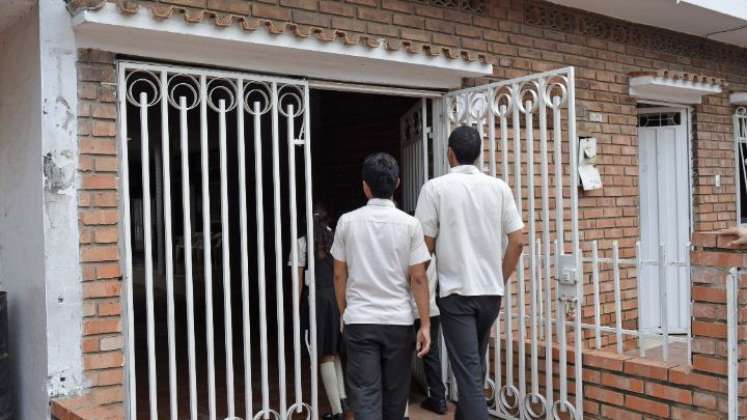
xmin=578 ymin=137 xmax=602 ymax=191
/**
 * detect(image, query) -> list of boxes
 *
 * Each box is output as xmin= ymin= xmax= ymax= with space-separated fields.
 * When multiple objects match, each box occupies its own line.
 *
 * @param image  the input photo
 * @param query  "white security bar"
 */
xmin=120 ymin=62 xmax=316 ymax=420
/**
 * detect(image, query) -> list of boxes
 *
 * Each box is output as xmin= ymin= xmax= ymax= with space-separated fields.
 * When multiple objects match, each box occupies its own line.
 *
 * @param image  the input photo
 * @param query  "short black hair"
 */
xmin=448 ymin=125 xmax=481 ymax=164
xmin=361 ymin=153 xmax=399 ymax=199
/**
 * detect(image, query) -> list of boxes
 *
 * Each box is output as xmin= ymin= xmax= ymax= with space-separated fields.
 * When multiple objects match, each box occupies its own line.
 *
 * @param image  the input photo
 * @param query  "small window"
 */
xmin=637 ymin=112 xmax=681 ymax=127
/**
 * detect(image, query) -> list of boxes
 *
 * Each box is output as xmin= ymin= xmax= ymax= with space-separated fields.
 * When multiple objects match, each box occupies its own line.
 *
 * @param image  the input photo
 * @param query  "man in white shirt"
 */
xmin=415 ymin=126 xmax=524 ymax=420
xmin=331 ymin=153 xmax=432 ymax=420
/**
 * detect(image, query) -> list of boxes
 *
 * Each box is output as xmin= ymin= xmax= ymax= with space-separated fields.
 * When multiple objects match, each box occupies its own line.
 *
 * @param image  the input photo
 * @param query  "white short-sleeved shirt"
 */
xmin=288 ymin=236 xmax=309 ymax=286
xmin=415 ymin=165 xmax=524 ymax=298
xmin=330 ymin=198 xmax=431 ymax=325
xmin=410 ymin=254 xmax=439 ymax=319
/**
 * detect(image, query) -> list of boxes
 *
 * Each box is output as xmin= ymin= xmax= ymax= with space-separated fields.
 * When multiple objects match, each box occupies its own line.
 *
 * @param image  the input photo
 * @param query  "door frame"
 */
xmin=636 ymin=103 xmax=693 ymax=336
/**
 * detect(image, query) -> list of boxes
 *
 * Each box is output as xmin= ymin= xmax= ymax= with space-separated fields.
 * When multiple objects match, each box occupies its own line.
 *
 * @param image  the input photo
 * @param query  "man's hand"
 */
xmin=717 ymin=226 xmax=747 ymax=247
xmin=416 ymin=323 xmax=431 ymax=358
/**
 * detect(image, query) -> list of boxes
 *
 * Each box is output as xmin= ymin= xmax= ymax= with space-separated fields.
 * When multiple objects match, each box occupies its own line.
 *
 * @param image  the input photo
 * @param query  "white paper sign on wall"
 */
xmin=578 ymin=137 xmax=602 ymax=191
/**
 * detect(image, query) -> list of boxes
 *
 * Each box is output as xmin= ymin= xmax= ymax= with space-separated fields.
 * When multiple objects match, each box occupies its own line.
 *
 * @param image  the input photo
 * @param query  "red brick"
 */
xmin=80 ymin=209 xmax=118 ymax=225
xmin=692 ymin=355 xmax=728 ymax=375
xmin=692 ymin=320 xmax=727 ymax=338
xmin=625 ymin=395 xmax=669 ymax=417
xmin=600 ymin=372 xmax=644 ymax=393
xmin=584 ymin=350 xmax=631 ymax=371
xmin=94 ymin=227 xmax=119 ymax=243
xmin=645 ymin=382 xmax=692 ymax=404
xmin=319 ymin=0 xmax=354 ymax=16
xmin=692 ymin=286 xmax=727 ymax=304
xmin=623 ymin=358 xmax=671 ymax=381
xmin=357 ymin=7 xmax=391 ymax=23
xmin=98 ymin=302 xmax=122 ymax=316
xmin=84 ymin=280 xmax=121 ymax=298
xmin=600 ymin=404 xmax=642 ymax=420
xmin=81 ymin=174 xmax=117 ymax=190
xmin=83 ymin=318 xmax=121 ymax=335
xmin=252 ymin=4 xmax=291 ymax=20
xmin=95 ymin=263 xmax=122 ymax=279
xmin=671 ymin=406 xmax=719 ymax=420
xmin=586 ymin=384 xmax=625 ymax=405
xmin=81 ymin=245 xmax=119 ymax=262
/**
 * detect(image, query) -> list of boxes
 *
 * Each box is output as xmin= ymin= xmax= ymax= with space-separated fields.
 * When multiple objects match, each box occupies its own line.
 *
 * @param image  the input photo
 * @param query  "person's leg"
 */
xmin=423 ymin=316 xmax=446 ymax=401
xmin=321 ymin=354 xmax=343 ymax=415
xmin=381 ymin=325 xmax=415 ymax=420
xmin=475 ymin=296 xmax=502 ymax=382
xmin=345 ymin=325 xmax=383 ymax=420
xmin=333 ymin=355 xmax=348 ymax=403
xmin=438 ymin=295 xmax=489 ymax=420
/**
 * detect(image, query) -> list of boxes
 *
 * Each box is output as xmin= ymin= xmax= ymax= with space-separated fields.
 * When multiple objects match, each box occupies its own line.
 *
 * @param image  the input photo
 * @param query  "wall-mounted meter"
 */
xmin=578 ymin=137 xmax=602 ymax=191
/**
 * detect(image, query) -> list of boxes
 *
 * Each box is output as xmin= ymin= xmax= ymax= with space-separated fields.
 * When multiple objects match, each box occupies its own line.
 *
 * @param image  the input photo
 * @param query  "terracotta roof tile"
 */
xmin=628 ymin=69 xmax=727 ymax=87
xmin=68 ymin=0 xmax=497 ymax=66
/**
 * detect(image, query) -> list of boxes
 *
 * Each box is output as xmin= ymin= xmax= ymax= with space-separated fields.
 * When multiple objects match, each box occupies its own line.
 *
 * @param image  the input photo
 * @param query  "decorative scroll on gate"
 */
xmin=442 ymin=67 xmax=583 ymax=419
xmin=118 ymin=61 xmax=319 ymax=420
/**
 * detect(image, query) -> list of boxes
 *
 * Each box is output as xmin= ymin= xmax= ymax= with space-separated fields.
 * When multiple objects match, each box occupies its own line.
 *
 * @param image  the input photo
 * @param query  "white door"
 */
xmin=638 ymin=108 xmax=690 ymax=334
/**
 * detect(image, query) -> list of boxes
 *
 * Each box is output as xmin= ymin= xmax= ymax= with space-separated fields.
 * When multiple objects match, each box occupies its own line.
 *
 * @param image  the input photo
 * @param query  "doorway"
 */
xmin=120 ymin=61 xmax=438 ymax=420
xmin=637 ymin=107 xmax=691 ymax=334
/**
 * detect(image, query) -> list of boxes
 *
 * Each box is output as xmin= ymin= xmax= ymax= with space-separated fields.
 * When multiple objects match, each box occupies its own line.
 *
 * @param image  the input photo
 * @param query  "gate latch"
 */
xmin=556 ymin=254 xmax=579 ymax=313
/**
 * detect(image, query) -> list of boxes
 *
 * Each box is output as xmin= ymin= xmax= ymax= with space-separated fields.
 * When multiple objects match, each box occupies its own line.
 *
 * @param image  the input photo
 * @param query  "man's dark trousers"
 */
xmin=414 ymin=316 xmax=446 ymax=401
xmin=438 ymin=295 xmax=502 ymax=420
xmin=344 ymin=324 xmax=415 ymax=420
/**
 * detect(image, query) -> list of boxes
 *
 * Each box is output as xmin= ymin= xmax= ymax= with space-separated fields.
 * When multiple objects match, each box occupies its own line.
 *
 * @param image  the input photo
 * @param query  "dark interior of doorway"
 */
xmin=128 ymin=87 xmax=420 ymax=419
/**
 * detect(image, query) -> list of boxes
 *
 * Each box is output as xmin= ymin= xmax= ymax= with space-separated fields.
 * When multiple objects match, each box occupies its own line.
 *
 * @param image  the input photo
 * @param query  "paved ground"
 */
xmin=406 ymin=398 xmax=457 ymax=420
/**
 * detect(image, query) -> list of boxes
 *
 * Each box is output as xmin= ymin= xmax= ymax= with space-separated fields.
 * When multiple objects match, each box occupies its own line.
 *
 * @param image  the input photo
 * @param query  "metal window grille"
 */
xmin=735 ymin=108 xmax=747 ymax=224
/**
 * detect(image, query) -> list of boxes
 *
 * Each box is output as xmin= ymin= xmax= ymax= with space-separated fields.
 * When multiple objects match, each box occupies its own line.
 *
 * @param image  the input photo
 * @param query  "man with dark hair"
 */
xmin=415 ymin=126 xmax=525 ymax=420
xmin=331 ymin=152 xmax=433 ymax=420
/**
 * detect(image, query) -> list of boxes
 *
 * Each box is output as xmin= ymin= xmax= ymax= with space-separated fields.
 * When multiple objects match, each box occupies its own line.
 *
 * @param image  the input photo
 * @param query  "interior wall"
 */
xmin=0 ymin=6 xmax=49 ymax=419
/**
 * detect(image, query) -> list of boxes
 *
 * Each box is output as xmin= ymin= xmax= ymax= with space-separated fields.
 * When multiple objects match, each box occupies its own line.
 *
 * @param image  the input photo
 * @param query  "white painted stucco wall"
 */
xmin=0 ymin=2 xmax=83 ymax=418
xmin=40 ymin=0 xmax=84 ymax=400
xmin=0 ymin=6 xmax=49 ymax=419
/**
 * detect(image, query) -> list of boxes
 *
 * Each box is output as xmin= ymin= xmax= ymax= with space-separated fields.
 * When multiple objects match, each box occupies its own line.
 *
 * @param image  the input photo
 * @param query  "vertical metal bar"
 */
xmin=139 ymin=92 xmax=158 ymax=420
xmin=303 ymin=84 xmax=319 ymax=420
xmin=236 ymin=80 xmax=254 ymax=420
xmin=613 ymin=241 xmax=623 ymax=353
xmin=478 ymin=114 xmax=486 ymax=171
xmin=555 ymin=240 xmax=568 ymax=406
xmin=160 ymin=71 xmax=178 ymax=420
xmin=526 ymin=99 xmax=540 ymax=399
xmin=287 ymin=104 xmax=303 ymax=408
xmin=253 ymin=101 xmax=271 ymax=418
xmin=567 ymin=69 xmax=583 ymax=419
xmin=422 ymin=98 xmax=429 ymax=182
xmin=515 ymin=93 xmax=526 ymax=400
xmin=552 ymin=97 xmax=564 ymax=251
xmin=659 ymin=244 xmax=669 ymax=361
xmin=538 ymin=83 xmax=554 ymax=413
xmin=537 ymin=238 xmax=544 ymax=340
xmin=271 ymin=83 xmax=288 ymax=420
xmin=592 ymin=241 xmax=601 ymax=350
xmin=727 ymin=268 xmax=738 ymax=420
xmin=500 ymin=109 xmax=508 ymax=182
xmin=179 ymin=96 xmax=198 ymax=420
xmin=118 ymin=65 xmax=137 ymax=419
xmin=218 ymin=98 xmax=236 ymax=417
xmin=488 ymin=92 xmax=497 ymax=177
xmin=199 ymin=75 xmax=217 ymax=420
xmin=494 ymin=316 xmax=501 ymax=409
xmin=636 ymin=241 xmax=646 ymax=357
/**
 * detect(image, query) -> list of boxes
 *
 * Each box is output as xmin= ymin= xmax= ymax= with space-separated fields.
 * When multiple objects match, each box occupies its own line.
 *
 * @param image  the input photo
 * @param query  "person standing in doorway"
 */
xmin=415 ymin=126 xmax=524 ymax=420
xmin=411 ymin=253 xmax=448 ymax=416
xmin=289 ymin=205 xmax=348 ymax=420
xmin=331 ymin=152 xmax=433 ymax=420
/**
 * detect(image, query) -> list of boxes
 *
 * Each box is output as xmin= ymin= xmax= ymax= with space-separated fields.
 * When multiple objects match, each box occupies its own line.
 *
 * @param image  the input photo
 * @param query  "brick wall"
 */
xmin=61 ymin=0 xmax=747 ymax=415
xmin=74 ymin=49 xmax=125 ymax=412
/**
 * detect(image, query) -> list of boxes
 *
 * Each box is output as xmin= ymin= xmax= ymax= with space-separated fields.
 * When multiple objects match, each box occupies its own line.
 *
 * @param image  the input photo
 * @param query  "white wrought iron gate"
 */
xmin=119 ymin=61 xmax=319 ymax=420
xmin=439 ymin=67 xmax=584 ymax=419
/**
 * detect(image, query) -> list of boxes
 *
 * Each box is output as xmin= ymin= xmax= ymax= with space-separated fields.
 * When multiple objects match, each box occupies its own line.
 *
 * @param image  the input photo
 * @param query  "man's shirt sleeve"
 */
xmin=415 ymin=183 xmax=439 ymax=238
xmin=501 ymin=185 xmax=524 ymax=234
xmin=409 ymin=221 xmax=432 ymax=266
xmin=287 ymin=237 xmax=307 ymax=268
xmin=330 ymin=218 xmax=346 ymax=262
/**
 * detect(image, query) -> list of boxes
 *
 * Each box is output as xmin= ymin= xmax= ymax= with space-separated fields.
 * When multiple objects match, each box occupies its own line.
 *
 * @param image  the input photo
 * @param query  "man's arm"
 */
xmin=502 ymin=229 xmax=524 ymax=281
xmin=333 ymin=259 xmax=348 ymax=319
xmin=424 ymin=236 xmax=436 ymax=255
xmin=409 ymin=262 xmax=431 ymax=358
